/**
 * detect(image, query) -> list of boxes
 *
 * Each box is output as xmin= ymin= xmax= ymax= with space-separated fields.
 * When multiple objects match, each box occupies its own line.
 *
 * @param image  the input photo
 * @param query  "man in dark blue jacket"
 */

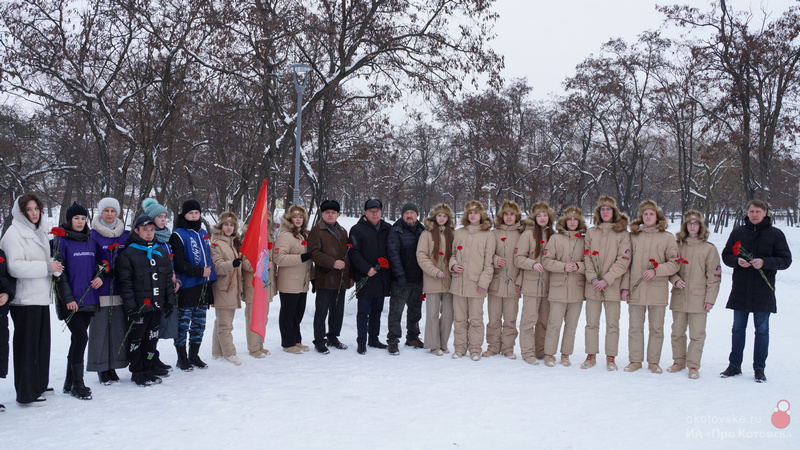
xmin=719 ymin=200 xmax=791 ymax=383
xmin=386 ymin=202 xmax=425 ymax=355
xmin=349 ymin=199 xmax=392 ymax=355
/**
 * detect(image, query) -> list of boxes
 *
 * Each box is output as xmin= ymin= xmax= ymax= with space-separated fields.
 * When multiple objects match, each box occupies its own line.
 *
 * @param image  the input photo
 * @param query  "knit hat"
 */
xmin=65 ymin=201 xmax=89 ymax=223
xmin=320 ymin=200 xmax=340 ymax=213
xmin=133 ymin=214 xmax=155 ymax=229
xmin=494 ymin=200 xmax=522 ymax=227
xmin=364 ymin=199 xmax=383 ymax=211
xmin=98 ymin=197 xmax=121 ymax=216
xmin=181 ymin=199 xmax=202 ymax=215
xmin=142 ymin=198 xmax=169 ymax=220
xmin=401 ymin=202 xmax=419 ymax=216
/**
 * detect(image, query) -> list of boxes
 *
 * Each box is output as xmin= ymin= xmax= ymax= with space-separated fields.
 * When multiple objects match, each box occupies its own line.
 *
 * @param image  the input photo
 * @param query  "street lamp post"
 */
xmin=290 ymin=63 xmax=312 ymax=206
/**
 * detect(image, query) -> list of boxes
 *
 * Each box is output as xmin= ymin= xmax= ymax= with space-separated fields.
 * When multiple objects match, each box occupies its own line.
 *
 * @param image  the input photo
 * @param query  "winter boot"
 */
xmin=755 ymin=369 xmax=767 ymax=383
xmin=606 ymin=356 xmax=618 ymax=371
xmin=388 ymin=343 xmax=400 ymax=356
xmin=368 ymin=340 xmax=387 ymax=349
xmin=176 ymin=345 xmax=194 ymax=371
xmin=357 ymin=343 xmax=367 ymax=355
xmin=144 ymin=371 xmax=163 ymax=384
xmin=666 ymin=362 xmax=685 ymax=373
xmin=405 ymin=339 xmax=424 ymax=348
xmin=328 ymin=337 xmax=348 ymax=350
xmin=561 ymin=354 xmax=571 ymax=367
xmin=108 ymin=369 xmax=120 ymax=382
xmin=624 ymin=362 xmax=642 ymax=372
xmin=98 ymin=370 xmax=112 ymax=385
xmin=314 ymin=341 xmax=330 ymax=355
xmin=580 ymin=354 xmax=596 ymax=369
xmin=503 ymin=352 xmax=517 ymax=360
xmin=481 ymin=350 xmax=498 ymax=357
xmin=544 ymin=355 xmax=556 ymax=367
xmin=152 ymin=351 xmax=173 ymax=372
xmin=131 ymin=372 xmax=153 ymax=387
xmin=63 ymin=361 xmax=74 ymax=394
xmin=720 ymin=365 xmax=742 ymax=378
xmin=188 ymin=343 xmax=208 ymax=369
xmin=688 ymin=367 xmax=700 ymax=379
xmin=648 ymin=363 xmax=663 ymax=374
xmin=151 ymin=363 xmax=170 ymax=377
xmin=69 ymin=364 xmax=93 ymax=400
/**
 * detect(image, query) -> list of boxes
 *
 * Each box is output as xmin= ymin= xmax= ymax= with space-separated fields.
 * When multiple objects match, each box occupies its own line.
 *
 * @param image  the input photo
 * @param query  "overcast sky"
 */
xmin=489 ymin=0 xmax=798 ymax=99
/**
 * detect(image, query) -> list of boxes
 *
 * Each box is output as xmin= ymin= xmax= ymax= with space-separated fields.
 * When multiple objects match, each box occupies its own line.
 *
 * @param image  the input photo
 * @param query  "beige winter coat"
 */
xmin=449 ymin=224 xmax=495 ymax=298
xmin=669 ymin=237 xmax=721 ymax=313
xmin=622 ymin=219 xmax=680 ymax=306
xmin=211 ymin=233 xmax=253 ymax=309
xmin=584 ymin=219 xmax=631 ymax=302
xmin=488 ymin=223 xmax=523 ymax=298
xmin=417 ymin=225 xmax=453 ymax=294
xmin=543 ymin=230 xmax=586 ymax=303
xmin=514 ymin=228 xmax=552 ymax=297
xmin=274 ymin=224 xmax=312 ymax=294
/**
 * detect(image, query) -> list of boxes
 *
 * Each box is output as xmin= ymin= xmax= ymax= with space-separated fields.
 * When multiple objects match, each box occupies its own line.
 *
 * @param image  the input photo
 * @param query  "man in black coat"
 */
xmin=348 ymin=199 xmax=392 ymax=354
xmin=116 ymin=215 xmax=176 ymax=386
xmin=719 ymin=200 xmax=791 ymax=383
xmin=385 ymin=202 xmax=425 ymax=355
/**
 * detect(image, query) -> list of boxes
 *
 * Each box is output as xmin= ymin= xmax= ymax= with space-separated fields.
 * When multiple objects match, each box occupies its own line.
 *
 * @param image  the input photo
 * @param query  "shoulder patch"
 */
xmin=624 ymin=249 xmax=631 ymax=254
xmin=274 ymin=248 xmax=280 ymax=255
xmin=622 ymin=256 xmax=629 ymax=260
xmin=542 ymin=249 xmax=548 ymax=256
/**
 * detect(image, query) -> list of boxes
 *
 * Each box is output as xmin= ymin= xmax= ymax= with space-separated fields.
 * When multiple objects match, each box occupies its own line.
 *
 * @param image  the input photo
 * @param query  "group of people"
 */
xmin=0 ymin=192 xmax=791 ymax=410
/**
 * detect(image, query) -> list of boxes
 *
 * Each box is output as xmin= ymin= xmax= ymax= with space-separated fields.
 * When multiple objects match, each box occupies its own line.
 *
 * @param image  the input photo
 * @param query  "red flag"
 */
xmin=241 ymin=179 xmax=271 ymax=339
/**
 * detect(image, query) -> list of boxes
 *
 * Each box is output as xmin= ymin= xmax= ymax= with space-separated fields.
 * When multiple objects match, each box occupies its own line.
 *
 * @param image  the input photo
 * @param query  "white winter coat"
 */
xmin=0 ymin=200 xmax=54 ymax=306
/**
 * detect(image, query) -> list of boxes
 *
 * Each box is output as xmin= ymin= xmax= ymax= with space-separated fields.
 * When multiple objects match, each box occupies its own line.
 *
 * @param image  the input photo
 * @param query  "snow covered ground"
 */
xmin=2 ymin=216 xmax=798 ymax=449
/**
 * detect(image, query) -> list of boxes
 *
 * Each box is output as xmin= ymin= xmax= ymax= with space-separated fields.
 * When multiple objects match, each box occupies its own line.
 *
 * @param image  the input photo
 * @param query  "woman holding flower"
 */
xmin=87 ymin=197 xmax=129 ymax=385
xmin=0 ymin=193 xmax=62 ymax=406
xmin=169 ymin=199 xmax=217 ymax=370
xmin=274 ymin=204 xmax=313 ymax=355
xmin=513 ymin=201 xmax=555 ymax=365
xmin=449 ymin=200 xmax=495 ymax=361
xmin=666 ymin=210 xmax=721 ymax=379
xmin=621 ymin=200 xmax=679 ymax=374
xmin=53 ymin=202 xmax=104 ymax=400
xmin=210 ymin=212 xmax=252 ymax=365
xmin=485 ymin=201 xmax=524 ymax=359
xmin=541 ymin=206 xmax=586 ymax=367
xmin=582 ymin=196 xmax=631 ymax=371
xmin=416 ymin=203 xmax=455 ymax=356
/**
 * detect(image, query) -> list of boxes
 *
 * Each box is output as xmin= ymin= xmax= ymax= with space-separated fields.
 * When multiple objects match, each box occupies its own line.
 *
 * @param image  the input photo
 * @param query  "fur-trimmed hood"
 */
xmin=592 ymin=195 xmax=630 ymax=232
xmin=676 ymin=209 xmax=709 ymax=241
xmin=630 ymin=200 xmax=668 ymax=234
xmin=556 ymin=206 xmax=587 ymax=234
xmin=521 ymin=201 xmax=556 ymax=231
xmin=281 ymin=204 xmax=309 ymax=232
xmin=424 ymin=203 xmax=455 ymax=231
xmin=212 ymin=211 xmax=240 ymax=236
xmin=494 ymin=200 xmax=522 ymax=227
xmin=460 ymin=200 xmax=492 ymax=230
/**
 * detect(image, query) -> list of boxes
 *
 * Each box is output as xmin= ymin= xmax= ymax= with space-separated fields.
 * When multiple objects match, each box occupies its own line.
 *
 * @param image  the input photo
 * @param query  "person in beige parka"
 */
xmin=274 ymin=204 xmax=313 ymax=355
xmin=513 ymin=201 xmax=556 ymax=365
xmin=666 ymin=210 xmax=721 ymax=379
xmin=485 ymin=200 xmax=524 ymax=359
xmin=621 ymin=200 xmax=680 ymax=374
xmin=210 ymin=212 xmax=254 ymax=366
xmin=582 ymin=195 xmax=631 ymax=371
xmin=449 ymin=200 xmax=495 ymax=360
xmin=416 ymin=203 xmax=455 ymax=356
xmin=542 ymin=206 xmax=587 ymax=367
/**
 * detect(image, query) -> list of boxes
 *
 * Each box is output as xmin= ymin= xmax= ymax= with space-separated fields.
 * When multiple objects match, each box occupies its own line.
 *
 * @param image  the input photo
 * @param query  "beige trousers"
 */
xmin=670 ymin=311 xmax=708 ymax=369
xmin=486 ymin=294 xmax=520 ymax=354
xmin=424 ymin=292 xmax=454 ymax=351
xmin=544 ymin=302 xmax=583 ymax=356
xmin=535 ymin=296 xmax=549 ymax=358
xmin=628 ymin=304 xmax=666 ymax=364
xmin=519 ymin=295 xmax=543 ymax=361
xmin=244 ymin=301 xmax=266 ymax=354
xmin=452 ymin=295 xmax=485 ymax=355
xmin=212 ymin=309 xmax=237 ymax=357
xmin=584 ymin=299 xmax=621 ymax=356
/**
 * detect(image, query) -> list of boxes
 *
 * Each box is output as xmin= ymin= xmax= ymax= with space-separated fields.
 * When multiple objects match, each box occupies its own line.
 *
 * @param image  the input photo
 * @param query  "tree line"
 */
xmin=1 ymin=0 xmax=798 ymax=231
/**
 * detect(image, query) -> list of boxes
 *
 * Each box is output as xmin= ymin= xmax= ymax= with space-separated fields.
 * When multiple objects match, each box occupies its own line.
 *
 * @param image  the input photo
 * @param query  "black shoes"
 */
xmin=315 ymin=342 xmax=330 ymax=354
xmin=108 ymin=369 xmax=120 ymax=382
xmin=368 ymin=340 xmax=388 ymax=349
xmin=357 ymin=344 xmax=367 ymax=355
xmin=151 ymin=365 xmax=170 ymax=377
xmin=405 ymin=339 xmax=424 ymax=348
xmin=755 ymin=369 xmax=767 ymax=383
xmin=328 ymin=338 xmax=348 ymax=350
xmin=98 ymin=370 xmax=112 ymax=385
xmin=388 ymin=343 xmax=400 ymax=356
xmin=720 ymin=366 xmax=742 ymax=378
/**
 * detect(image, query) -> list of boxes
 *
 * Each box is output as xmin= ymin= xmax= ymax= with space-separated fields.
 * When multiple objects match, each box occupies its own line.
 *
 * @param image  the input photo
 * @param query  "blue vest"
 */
xmin=173 ymin=228 xmax=217 ymax=289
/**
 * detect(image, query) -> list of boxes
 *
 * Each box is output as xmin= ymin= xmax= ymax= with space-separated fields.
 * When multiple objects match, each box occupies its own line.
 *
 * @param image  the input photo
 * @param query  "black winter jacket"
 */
xmin=348 ymin=216 xmax=392 ymax=298
xmin=116 ymin=232 xmax=176 ymax=316
xmin=0 ymin=249 xmax=16 ymax=378
xmin=386 ymin=219 xmax=424 ymax=284
xmin=721 ymin=216 xmax=792 ymax=313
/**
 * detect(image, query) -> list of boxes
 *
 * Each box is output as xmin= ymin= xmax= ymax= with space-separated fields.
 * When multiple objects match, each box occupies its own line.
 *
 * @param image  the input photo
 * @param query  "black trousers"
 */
xmin=313 ymin=289 xmax=345 ymax=344
xmin=279 ymin=292 xmax=307 ymax=348
xmin=357 ymin=296 xmax=385 ymax=345
xmin=127 ymin=311 xmax=160 ymax=373
xmin=10 ymin=306 xmax=51 ymax=403
xmin=66 ymin=311 xmax=92 ymax=365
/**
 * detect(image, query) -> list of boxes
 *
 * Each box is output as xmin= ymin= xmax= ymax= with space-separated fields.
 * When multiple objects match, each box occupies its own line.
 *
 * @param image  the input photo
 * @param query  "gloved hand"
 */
xmin=233 ymin=258 xmax=242 ymax=268
xmin=163 ymin=302 xmax=175 ymax=318
xmin=301 ymin=252 xmax=312 ymax=263
xmin=311 ymin=279 xmax=316 ymax=294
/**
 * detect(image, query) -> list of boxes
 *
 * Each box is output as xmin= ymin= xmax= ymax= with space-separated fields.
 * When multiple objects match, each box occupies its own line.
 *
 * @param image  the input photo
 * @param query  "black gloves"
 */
xmin=301 ymin=252 xmax=312 ymax=263
xmin=311 ymin=279 xmax=316 ymax=293
xmin=233 ymin=258 xmax=242 ymax=268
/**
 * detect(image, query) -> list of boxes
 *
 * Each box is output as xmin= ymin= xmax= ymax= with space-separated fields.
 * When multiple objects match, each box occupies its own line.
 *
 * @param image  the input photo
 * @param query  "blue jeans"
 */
xmin=728 ymin=310 xmax=770 ymax=370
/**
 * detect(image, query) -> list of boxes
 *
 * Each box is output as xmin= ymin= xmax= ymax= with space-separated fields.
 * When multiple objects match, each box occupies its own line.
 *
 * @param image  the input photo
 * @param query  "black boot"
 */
xmin=108 ymin=369 xmax=120 ymax=382
xmin=188 ymin=343 xmax=208 ymax=369
xmin=70 ymin=364 xmax=92 ymax=400
xmin=63 ymin=360 xmax=73 ymax=394
xmin=152 ymin=350 xmax=173 ymax=372
xmin=176 ymin=345 xmax=193 ymax=372
xmin=98 ymin=370 xmax=112 ymax=385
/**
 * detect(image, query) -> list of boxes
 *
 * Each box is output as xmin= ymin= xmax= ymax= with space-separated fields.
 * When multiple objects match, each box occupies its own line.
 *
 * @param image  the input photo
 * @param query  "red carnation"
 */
xmin=0 ymin=256 xmax=5 ymax=263
xmin=439 ymin=252 xmax=444 ymax=256
xmin=592 ymin=251 xmax=599 ymax=256
xmin=101 ymin=260 xmax=110 ymax=273
xmin=168 ymin=253 xmax=174 ymax=258
xmin=419 ymin=294 xmax=426 ymax=302
xmin=211 ymin=243 xmax=219 ymax=247
xmin=347 ymin=243 xmax=353 ymax=249
xmin=457 ymin=246 xmax=463 ymax=251
xmin=203 ymin=234 xmax=210 ymax=240
xmin=574 ymin=233 xmax=582 ymax=238
xmin=267 ymin=242 xmax=274 ymax=250
xmin=539 ymin=240 xmax=545 ymax=244
xmin=501 ymin=237 xmax=507 ymax=242
xmin=50 ymin=227 xmax=66 ymax=237
xmin=144 ymin=298 xmax=151 ymax=306
xmin=732 ymin=241 xmax=741 ymax=256
xmin=378 ymin=257 xmax=389 ymax=269
xmin=584 ymin=249 xmax=590 ymax=256
xmin=301 ymin=240 xmax=308 ymax=246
